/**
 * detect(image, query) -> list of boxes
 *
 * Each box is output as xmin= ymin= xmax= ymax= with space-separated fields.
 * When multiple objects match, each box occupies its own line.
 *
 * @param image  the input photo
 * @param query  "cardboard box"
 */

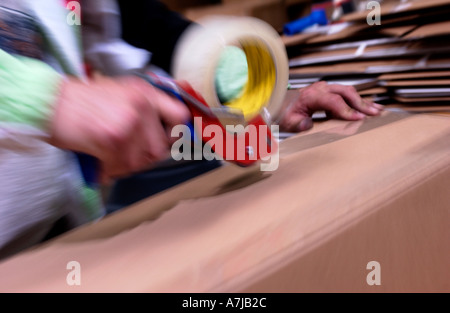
xmin=0 ymin=111 xmax=449 ymax=292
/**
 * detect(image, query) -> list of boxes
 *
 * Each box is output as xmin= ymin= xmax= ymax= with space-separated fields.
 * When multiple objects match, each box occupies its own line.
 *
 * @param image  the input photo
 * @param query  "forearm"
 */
xmin=0 ymin=49 xmax=62 ymax=133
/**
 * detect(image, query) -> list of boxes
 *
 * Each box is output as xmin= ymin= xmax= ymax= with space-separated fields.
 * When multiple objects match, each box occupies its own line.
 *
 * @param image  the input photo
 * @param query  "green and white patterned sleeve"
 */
xmin=0 ymin=49 xmax=62 ymax=133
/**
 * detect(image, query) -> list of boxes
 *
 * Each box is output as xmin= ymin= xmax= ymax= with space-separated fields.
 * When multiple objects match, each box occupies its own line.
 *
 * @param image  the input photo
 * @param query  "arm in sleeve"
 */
xmin=0 ymin=49 xmax=62 ymax=133
xmin=117 ymin=0 xmax=193 ymax=74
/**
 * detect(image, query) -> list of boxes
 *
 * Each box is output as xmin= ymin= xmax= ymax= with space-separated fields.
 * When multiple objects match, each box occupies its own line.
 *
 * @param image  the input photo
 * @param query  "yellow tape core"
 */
xmin=222 ymin=39 xmax=276 ymax=120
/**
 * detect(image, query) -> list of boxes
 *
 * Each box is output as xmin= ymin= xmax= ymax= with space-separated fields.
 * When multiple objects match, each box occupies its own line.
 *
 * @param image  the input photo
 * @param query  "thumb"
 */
xmin=280 ymin=111 xmax=313 ymax=132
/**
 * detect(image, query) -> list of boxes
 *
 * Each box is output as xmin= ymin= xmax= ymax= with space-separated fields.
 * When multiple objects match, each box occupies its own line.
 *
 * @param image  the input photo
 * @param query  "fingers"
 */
xmin=153 ymin=90 xmax=191 ymax=129
xmin=328 ymin=84 xmax=383 ymax=116
xmin=325 ymin=93 xmax=368 ymax=121
xmin=279 ymin=107 xmax=314 ymax=132
xmin=50 ymin=76 xmax=192 ymax=179
xmin=277 ymin=81 xmax=386 ymax=133
xmin=140 ymin=102 xmax=171 ymax=162
xmin=106 ymin=79 xmax=187 ymax=177
xmin=130 ymin=77 xmax=191 ymax=128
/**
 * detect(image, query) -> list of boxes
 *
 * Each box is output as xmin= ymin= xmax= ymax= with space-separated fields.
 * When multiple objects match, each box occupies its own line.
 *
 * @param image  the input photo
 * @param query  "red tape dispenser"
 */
xmin=170 ymin=15 xmax=289 ymax=170
xmin=139 ymin=73 xmax=279 ymax=168
xmin=179 ymin=81 xmax=278 ymax=167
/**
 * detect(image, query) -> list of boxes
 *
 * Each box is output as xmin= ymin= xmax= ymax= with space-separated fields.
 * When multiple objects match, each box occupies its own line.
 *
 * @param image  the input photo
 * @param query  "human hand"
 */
xmin=49 ymin=76 xmax=190 ymax=178
xmin=278 ymin=81 xmax=384 ymax=132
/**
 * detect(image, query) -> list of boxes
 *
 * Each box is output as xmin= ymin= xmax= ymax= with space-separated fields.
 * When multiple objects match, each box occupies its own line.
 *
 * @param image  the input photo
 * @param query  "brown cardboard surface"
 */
xmin=394 ymin=96 xmax=450 ymax=103
xmin=305 ymin=23 xmax=416 ymax=45
xmin=290 ymin=39 xmax=450 ymax=68
xmin=387 ymin=103 xmax=450 ymax=112
xmin=359 ymin=87 xmax=388 ymax=96
xmin=342 ymin=0 xmax=450 ymax=23
xmin=0 ymin=112 xmax=449 ymax=292
xmin=282 ymin=32 xmax=319 ymax=47
xmin=404 ymin=20 xmax=450 ymax=39
xmin=289 ymin=57 xmax=420 ymax=76
xmin=384 ymin=79 xmax=450 ymax=87
xmin=379 ymin=70 xmax=450 ymax=80
xmin=305 ymin=23 xmax=370 ymax=45
xmin=378 ymin=24 xmax=417 ymax=37
xmin=290 ymin=56 xmax=450 ymax=78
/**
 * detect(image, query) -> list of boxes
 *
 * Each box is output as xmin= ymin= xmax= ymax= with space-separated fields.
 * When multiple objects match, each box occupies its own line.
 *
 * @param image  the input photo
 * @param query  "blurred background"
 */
xmin=160 ymin=0 xmax=384 ymax=32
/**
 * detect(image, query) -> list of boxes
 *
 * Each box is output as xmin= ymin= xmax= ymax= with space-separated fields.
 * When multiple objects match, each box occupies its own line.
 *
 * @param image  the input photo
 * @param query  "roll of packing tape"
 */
xmin=172 ymin=16 xmax=289 ymax=125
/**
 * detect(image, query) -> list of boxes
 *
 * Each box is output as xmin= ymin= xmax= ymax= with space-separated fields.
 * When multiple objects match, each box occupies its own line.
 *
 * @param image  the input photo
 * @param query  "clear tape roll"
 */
xmin=172 ymin=15 xmax=289 ymax=125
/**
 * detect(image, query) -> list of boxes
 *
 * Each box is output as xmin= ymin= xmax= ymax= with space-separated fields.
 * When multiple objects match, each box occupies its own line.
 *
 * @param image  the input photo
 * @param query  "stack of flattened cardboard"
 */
xmin=284 ymin=0 xmax=450 ymax=113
